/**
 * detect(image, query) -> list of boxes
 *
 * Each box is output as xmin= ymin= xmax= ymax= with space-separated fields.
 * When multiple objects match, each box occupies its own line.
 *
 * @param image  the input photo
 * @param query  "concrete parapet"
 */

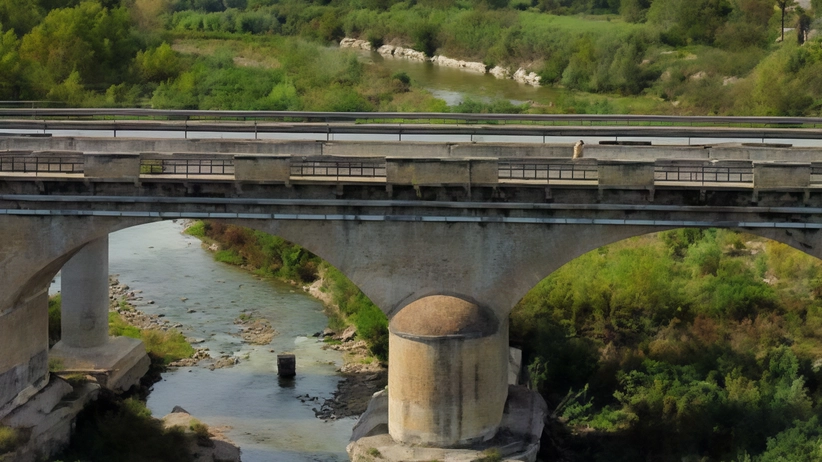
xmin=323 ymin=141 xmax=450 ymax=158
xmin=386 ymin=158 xmax=498 ymax=185
xmin=450 ymin=143 xmax=569 ymax=158
xmin=233 ymin=155 xmax=290 ymax=182
xmin=83 ymin=152 xmax=140 ymax=179
xmin=753 ymin=162 xmax=811 ymax=189
xmin=597 ymin=160 xmax=655 ymax=188
xmin=388 ymin=295 xmax=508 ymax=447
xmin=709 ymin=145 xmax=822 ymax=162
xmin=588 ymin=144 xmax=709 ymax=160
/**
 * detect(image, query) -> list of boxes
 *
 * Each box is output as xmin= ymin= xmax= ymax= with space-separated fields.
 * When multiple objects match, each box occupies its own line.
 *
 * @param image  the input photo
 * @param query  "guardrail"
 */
xmin=140 ymin=158 xmax=234 ymax=177
xmin=0 ymin=109 xmax=820 ymax=127
xmin=499 ymin=160 xmax=598 ymax=182
xmin=655 ymin=162 xmax=754 ymax=185
xmin=290 ymin=158 xmax=386 ymax=178
xmin=0 ymin=110 xmax=820 ymax=141
xmin=0 ymin=155 xmax=83 ymax=174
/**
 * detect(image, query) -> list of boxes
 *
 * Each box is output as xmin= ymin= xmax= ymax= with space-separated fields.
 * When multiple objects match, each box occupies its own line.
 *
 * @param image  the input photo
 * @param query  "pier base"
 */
xmin=348 ymin=385 xmax=547 ymax=462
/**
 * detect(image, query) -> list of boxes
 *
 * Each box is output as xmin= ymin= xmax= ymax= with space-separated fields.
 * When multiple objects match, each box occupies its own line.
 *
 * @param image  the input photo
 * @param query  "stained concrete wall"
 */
xmin=84 ymin=153 xmax=140 ymax=179
xmin=753 ymin=162 xmax=811 ymax=189
xmin=234 ymin=155 xmax=291 ymax=182
xmin=0 ymin=287 xmax=49 ymax=418
xmin=386 ymin=158 xmax=498 ymax=185
xmin=598 ymin=160 xmax=655 ymax=187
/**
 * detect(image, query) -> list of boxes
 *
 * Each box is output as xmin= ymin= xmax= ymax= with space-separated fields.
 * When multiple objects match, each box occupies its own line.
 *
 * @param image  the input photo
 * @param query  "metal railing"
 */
xmin=290 ymin=158 xmax=386 ymax=179
xmin=654 ymin=162 xmax=754 ymax=185
xmin=140 ymin=158 xmax=234 ymax=177
xmin=0 ymin=155 xmax=83 ymax=174
xmin=499 ymin=160 xmax=598 ymax=182
xmin=0 ymin=109 xmax=819 ymax=127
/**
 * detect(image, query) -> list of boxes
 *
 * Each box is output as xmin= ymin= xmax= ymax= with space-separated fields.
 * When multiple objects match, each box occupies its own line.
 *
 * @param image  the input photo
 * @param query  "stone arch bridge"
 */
xmin=3 ymin=135 xmax=822 ymax=458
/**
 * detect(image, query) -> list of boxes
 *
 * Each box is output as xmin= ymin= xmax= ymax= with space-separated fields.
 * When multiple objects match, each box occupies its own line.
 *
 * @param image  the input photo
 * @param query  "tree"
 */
xmin=796 ymin=7 xmax=811 ymax=45
xmin=776 ymin=0 xmax=797 ymax=42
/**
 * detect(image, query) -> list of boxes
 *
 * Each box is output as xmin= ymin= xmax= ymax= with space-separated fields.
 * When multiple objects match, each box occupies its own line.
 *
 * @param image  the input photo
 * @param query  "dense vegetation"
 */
xmin=3 ymin=0 xmax=822 ymax=114
xmin=512 ymin=229 xmax=822 ymax=461
xmin=51 ymin=391 xmax=194 ymax=462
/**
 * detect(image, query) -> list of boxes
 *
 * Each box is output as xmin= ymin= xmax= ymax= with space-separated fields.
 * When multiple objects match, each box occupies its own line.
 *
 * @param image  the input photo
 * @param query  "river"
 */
xmin=54 ymin=220 xmax=355 ymax=461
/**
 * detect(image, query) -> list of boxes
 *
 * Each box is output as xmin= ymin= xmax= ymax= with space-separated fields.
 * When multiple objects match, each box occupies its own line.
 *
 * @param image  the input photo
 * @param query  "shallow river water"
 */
xmin=56 ymin=220 xmax=355 ymax=461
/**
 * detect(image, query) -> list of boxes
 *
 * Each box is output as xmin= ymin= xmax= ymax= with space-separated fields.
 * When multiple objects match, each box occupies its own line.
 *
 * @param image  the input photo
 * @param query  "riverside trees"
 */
xmin=512 ymin=230 xmax=822 ymax=461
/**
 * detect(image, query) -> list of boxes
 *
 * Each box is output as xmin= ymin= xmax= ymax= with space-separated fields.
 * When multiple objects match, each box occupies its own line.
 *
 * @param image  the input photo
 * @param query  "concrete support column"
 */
xmin=387 ymin=295 xmax=508 ymax=447
xmin=60 ymin=236 xmax=109 ymax=348
xmin=51 ymin=235 xmax=150 ymax=392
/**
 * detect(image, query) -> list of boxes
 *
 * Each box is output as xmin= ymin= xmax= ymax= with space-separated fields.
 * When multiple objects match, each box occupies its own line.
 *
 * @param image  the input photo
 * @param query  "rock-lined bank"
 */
xmin=340 ymin=37 xmax=542 ymax=87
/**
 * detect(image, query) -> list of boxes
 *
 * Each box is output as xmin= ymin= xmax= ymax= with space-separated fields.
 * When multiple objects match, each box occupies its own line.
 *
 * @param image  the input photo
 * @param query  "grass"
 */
xmin=107 ymin=311 xmax=195 ymax=366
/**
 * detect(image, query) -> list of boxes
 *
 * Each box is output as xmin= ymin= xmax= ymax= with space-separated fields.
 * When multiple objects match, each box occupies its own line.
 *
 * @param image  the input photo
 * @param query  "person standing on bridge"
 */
xmin=573 ymin=140 xmax=584 ymax=159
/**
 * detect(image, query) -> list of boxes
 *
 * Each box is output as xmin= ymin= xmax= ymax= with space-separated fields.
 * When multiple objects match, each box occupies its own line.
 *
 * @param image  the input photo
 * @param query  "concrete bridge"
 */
xmin=4 ymin=124 xmax=822 ymax=458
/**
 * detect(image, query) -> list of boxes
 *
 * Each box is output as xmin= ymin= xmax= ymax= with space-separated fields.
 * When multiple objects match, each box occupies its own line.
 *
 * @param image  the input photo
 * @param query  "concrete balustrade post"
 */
xmin=387 ymin=295 xmax=508 ymax=447
xmin=60 ymin=236 xmax=110 ymax=349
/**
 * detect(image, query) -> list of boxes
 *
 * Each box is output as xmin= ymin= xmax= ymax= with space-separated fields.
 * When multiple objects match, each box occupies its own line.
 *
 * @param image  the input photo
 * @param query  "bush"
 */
xmin=0 ymin=426 xmax=21 ymax=454
xmin=53 ymin=392 xmax=193 ymax=462
xmin=48 ymin=294 xmax=61 ymax=346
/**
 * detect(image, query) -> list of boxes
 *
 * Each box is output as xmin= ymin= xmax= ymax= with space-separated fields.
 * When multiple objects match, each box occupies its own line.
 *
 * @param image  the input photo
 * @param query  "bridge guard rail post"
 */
xmin=83 ymin=152 xmax=141 ymax=180
xmin=233 ymin=155 xmax=291 ymax=183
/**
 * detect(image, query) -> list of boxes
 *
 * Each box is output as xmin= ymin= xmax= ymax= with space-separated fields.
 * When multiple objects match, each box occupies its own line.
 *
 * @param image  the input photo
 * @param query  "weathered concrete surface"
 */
xmin=388 ymin=296 xmax=508 ymax=447
xmin=50 ymin=337 xmax=150 ymax=392
xmin=0 ymin=287 xmax=49 ymax=420
xmin=386 ymin=158 xmax=498 ymax=186
xmin=84 ymin=153 xmax=140 ymax=179
xmin=348 ymin=385 xmax=546 ymax=462
xmin=60 ymin=236 xmax=110 ymax=348
xmin=597 ymin=160 xmax=655 ymax=188
xmin=234 ymin=155 xmax=290 ymax=182
xmin=753 ymin=162 xmax=811 ymax=189
xmin=1 ymin=379 xmax=100 ymax=462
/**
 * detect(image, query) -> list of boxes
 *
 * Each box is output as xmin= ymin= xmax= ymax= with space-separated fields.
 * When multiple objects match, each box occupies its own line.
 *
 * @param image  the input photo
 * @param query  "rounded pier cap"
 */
xmin=390 ymin=295 xmax=498 ymax=339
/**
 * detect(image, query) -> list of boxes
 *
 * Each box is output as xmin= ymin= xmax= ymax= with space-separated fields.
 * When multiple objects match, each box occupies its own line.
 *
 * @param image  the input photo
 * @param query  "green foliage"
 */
xmin=52 ymin=392 xmax=193 ymax=462
xmin=0 ymin=425 xmax=21 ymax=454
xmin=109 ymin=311 xmax=195 ymax=365
xmin=136 ymin=42 xmax=181 ymax=82
xmin=48 ymin=294 xmax=62 ymax=346
xmin=214 ymin=249 xmax=244 ymax=265
xmin=512 ymin=229 xmax=822 ymax=460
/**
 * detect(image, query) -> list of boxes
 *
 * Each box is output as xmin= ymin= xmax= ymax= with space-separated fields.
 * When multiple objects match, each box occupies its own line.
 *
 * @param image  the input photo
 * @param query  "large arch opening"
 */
xmin=510 ymin=228 xmax=822 ymax=462
xmin=42 ymin=219 xmax=377 ymax=461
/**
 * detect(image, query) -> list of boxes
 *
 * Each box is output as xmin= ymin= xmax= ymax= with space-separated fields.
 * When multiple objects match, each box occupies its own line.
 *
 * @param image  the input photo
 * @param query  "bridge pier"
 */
xmin=388 ymin=295 xmax=508 ymax=447
xmin=50 ymin=236 xmax=150 ymax=391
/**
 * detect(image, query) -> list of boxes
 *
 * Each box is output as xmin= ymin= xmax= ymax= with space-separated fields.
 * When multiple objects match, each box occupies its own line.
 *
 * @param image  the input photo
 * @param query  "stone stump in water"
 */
xmin=277 ymin=354 xmax=296 ymax=377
